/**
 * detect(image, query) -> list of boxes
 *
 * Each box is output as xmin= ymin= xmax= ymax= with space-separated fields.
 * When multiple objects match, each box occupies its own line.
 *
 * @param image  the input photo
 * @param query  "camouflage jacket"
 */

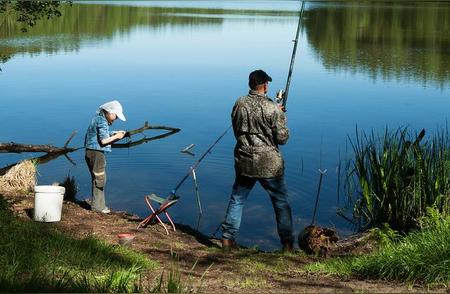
xmin=231 ymin=90 xmax=289 ymax=178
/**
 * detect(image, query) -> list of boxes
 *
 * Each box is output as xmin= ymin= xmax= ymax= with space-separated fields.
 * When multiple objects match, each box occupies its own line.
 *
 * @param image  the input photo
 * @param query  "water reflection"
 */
xmin=0 ymin=1 xmax=449 ymax=250
xmin=305 ymin=2 xmax=450 ymax=87
xmin=0 ymin=3 xmax=297 ymax=63
xmin=1 ymin=2 xmax=448 ymax=86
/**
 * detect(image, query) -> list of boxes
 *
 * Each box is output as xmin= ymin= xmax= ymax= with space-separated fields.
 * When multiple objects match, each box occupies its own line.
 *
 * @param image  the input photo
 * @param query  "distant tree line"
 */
xmin=0 ymin=1 xmax=70 ymax=31
xmin=0 ymin=1 xmax=70 ymax=70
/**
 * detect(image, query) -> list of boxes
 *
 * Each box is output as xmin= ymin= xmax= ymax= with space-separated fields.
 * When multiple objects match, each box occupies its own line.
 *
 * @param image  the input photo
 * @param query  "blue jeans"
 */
xmin=221 ymin=174 xmax=294 ymax=244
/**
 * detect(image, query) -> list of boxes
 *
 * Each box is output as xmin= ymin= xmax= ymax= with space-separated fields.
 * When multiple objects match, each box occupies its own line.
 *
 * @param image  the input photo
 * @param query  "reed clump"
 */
xmin=61 ymin=174 xmax=77 ymax=202
xmin=0 ymin=160 xmax=36 ymax=194
xmin=345 ymin=126 xmax=450 ymax=232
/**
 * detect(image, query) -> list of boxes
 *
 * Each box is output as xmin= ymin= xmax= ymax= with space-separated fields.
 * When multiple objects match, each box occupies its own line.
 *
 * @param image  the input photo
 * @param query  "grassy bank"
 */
xmin=307 ymin=209 xmax=450 ymax=285
xmin=0 ymin=195 xmax=157 ymax=292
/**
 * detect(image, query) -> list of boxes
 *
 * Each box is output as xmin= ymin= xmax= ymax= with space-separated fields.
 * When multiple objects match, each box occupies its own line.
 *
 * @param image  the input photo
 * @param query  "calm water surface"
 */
xmin=1 ymin=1 xmax=449 ymax=250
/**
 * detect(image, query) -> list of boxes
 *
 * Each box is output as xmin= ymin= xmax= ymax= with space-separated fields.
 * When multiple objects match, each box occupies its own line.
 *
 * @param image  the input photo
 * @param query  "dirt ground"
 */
xmin=5 ymin=193 xmax=447 ymax=293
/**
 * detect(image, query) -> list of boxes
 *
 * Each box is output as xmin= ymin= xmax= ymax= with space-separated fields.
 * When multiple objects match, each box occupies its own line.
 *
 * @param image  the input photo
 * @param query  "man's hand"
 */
xmin=278 ymin=104 xmax=286 ymax=112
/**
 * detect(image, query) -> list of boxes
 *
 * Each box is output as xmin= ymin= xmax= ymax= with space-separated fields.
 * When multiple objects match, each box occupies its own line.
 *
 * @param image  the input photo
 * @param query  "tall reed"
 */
xmin=345 ymin=126 xmax=450 ymax=232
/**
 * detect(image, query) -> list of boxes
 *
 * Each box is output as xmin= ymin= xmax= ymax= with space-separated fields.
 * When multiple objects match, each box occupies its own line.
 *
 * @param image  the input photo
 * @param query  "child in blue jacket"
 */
xmin=84 ymin=100 xmax=126 ymax=213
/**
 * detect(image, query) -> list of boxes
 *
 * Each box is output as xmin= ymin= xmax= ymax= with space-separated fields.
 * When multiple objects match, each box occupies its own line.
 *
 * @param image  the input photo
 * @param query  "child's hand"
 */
xmin=115 ymin=131 xmax=126 ymax=140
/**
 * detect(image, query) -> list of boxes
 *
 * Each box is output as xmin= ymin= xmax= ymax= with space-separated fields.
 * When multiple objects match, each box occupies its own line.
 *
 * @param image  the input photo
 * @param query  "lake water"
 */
xmin=1 ymin=1 xmax=449 ymax=250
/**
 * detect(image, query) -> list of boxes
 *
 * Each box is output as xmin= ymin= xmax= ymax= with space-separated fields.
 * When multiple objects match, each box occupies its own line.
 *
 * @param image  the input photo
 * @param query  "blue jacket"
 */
xmin=84 ymin=112 xmax=114 ymax=152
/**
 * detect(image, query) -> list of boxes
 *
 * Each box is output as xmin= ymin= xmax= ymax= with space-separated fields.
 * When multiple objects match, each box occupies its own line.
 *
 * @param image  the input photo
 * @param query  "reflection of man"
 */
xmin=221 ymin=69 xmax=294 ymax=252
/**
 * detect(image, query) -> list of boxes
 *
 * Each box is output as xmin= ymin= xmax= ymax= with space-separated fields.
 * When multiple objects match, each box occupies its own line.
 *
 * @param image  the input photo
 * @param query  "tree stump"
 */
xmin=298 ymin=225 xmax=339 ymax=256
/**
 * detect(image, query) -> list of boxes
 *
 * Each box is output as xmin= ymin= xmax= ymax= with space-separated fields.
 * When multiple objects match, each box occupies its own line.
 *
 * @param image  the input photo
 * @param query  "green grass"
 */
xmin=150 ymin=253 xmax=213 ymax=293
xmin=307 ymin=211 xmax=450 ymax=285
xmin=344 ymin=126 xmax=450 ymax=232
xmin=0 ymin=195 xmax=158 ymax=292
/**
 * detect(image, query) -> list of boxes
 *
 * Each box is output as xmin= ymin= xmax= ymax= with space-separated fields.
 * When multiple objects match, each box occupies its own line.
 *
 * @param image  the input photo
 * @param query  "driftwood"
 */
xmin=0 ymin=131 xmax=78 ymax=154
xmin=113 ymin=122 xmax=180 ymax=148
xmin=298 ymin=225 xmax=339 ymax=256
xmin=113 ymin=130 xmax=180 ymax=148
xmin=125 ymin=121 xmax=180 ymax=137
xmin=0 ymin=151 xmax=76 ymax=176
xmin=0 ymin=123 xmax=180 ymax=174
xmin=0 ymin=132 xmax=79 ymax=176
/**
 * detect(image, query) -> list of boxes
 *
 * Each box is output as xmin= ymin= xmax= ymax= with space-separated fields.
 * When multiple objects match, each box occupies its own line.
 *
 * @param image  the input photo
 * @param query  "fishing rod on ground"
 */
xmin=275 ymin=1 xmax=305 ymax=111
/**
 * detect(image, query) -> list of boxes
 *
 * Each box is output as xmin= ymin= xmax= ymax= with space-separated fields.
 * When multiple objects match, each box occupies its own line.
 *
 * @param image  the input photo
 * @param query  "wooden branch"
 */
xmin=0 ymin=132 xmax=79 ymax=175
xmin=0 ymin=143 xmax=77 ymax=153
xmin=113 ymin=129 xmax=180 ymax=149
xmin=0 ymin=124 xmax=180 ymax=175
xmin=64 ymin=131 xmax=77 ymax=148
xmin=113 ymin=121 xmax=181 ymax=148
xmin=0 ymin=150 xmax=75 ymax=176
xmin=0 ymin=132 xmax=78 ymax=154
xmin=125 ymin=121 xmax=180 ymax=137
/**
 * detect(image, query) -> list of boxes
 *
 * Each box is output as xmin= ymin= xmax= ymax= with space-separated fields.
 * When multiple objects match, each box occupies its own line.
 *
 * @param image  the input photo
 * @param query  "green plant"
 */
xmin=344 ymin=126 xmax=450 ymax=232
xmin=418 ymin=205 xmax=450 ymax=230
xmin=61 ymin=174 xmax=77 ymax=202
xmin=367 ymin=223 xmax=401 ymax=247
xmin=151 ymin=252 xmax=212 ymax=293
xmin=307 ymin=223 xmax=450 ymax=284
xmin=0 ymin=194 xmax=156 ymax=292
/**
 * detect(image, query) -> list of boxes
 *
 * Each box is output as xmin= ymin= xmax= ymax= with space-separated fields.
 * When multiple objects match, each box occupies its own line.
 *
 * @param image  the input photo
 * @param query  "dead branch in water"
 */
xmin=0 ymin=124 xmax=180 ymax=174
xmin=0 ymin=149 xmax=78 ymax=176
xmin=0 ymin=132 xmax=79 ymax=176
xmin=114 ymin=122 xmax=180 ymax=148
xmin=125 ymin=121 xmax=180 ymax=137
xmin=0 ymin=132 xmax=78 ymax=154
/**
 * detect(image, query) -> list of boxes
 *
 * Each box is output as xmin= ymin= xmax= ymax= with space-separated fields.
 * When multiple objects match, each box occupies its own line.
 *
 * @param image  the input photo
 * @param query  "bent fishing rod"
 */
xmin=167 ymin=125 xmax=232 ymax=200
xmin=164 ymin=3 xmax=305 ymax=201
xmin=276 ymin=1 xmax=305 ymax=111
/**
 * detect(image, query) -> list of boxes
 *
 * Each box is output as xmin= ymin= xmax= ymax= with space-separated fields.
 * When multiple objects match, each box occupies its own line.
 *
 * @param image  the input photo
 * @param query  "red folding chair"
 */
xmin=137 ymin=194 xmax=178 ymax=235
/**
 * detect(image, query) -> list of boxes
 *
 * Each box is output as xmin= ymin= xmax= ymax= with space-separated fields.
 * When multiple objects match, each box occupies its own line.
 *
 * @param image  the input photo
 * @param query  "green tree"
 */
xmin=0 ymin=1 xmax=69 ymax=70
xmin=0 ymin=1 xmax=68 ymax=32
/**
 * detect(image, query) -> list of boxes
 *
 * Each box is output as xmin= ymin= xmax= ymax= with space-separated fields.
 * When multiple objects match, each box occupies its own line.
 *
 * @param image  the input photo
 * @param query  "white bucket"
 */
xmin=34 ymin=185 xmax=65 ymax=222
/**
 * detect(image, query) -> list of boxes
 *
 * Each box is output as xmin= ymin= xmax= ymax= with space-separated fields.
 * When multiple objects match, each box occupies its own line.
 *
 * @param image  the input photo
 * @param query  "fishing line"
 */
xmin=169 ymin=125 xmax=232 ymax=199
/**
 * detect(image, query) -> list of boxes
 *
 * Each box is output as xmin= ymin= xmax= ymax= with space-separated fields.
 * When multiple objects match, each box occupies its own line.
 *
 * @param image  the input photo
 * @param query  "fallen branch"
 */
xmin=0 ymin=132 xmax=79 ymax=175
xmin=64 ymin=131 xmax=77 ymax=148
xmin=113 ymin=121 xmax=180 ymax=148
xmin=125 ymin=121 xmax=180 ymax=137
xmin=0 ymin=132 xmax=78 ymax=154
xmin=0 ymin=143 xmax=78 ymax=154
xmin=113 ymin=129 xmax=180 ymax=149
xmin=0 ymin=151 xmax=76 ymax=176
xmin=0 ymin=124 xmax=181 ymax=174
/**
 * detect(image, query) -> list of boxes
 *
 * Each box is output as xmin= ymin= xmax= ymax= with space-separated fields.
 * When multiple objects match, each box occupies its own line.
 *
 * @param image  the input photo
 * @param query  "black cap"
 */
xmin=249 ymin=69 xmax=272 ymax=89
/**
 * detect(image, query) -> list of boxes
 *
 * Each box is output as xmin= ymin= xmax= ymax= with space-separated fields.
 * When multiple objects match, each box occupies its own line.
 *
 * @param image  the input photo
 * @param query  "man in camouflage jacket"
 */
xmin=221 ymin=69 xmax=294 ymax=252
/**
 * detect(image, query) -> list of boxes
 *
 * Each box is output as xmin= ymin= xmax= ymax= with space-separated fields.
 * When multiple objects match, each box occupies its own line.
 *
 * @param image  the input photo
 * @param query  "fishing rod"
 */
xmin=137 ymin=126 xmax=231 ymax=231
xmin=168 ymin=125 xmax=232 ymax=200
xmin=276 ymin=1 xmax=305 ymax=111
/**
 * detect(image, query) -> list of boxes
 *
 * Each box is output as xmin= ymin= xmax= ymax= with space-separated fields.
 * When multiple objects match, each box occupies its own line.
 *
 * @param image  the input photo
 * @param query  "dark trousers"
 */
xmin=85 ymin=149 xmax=107 ymax=211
